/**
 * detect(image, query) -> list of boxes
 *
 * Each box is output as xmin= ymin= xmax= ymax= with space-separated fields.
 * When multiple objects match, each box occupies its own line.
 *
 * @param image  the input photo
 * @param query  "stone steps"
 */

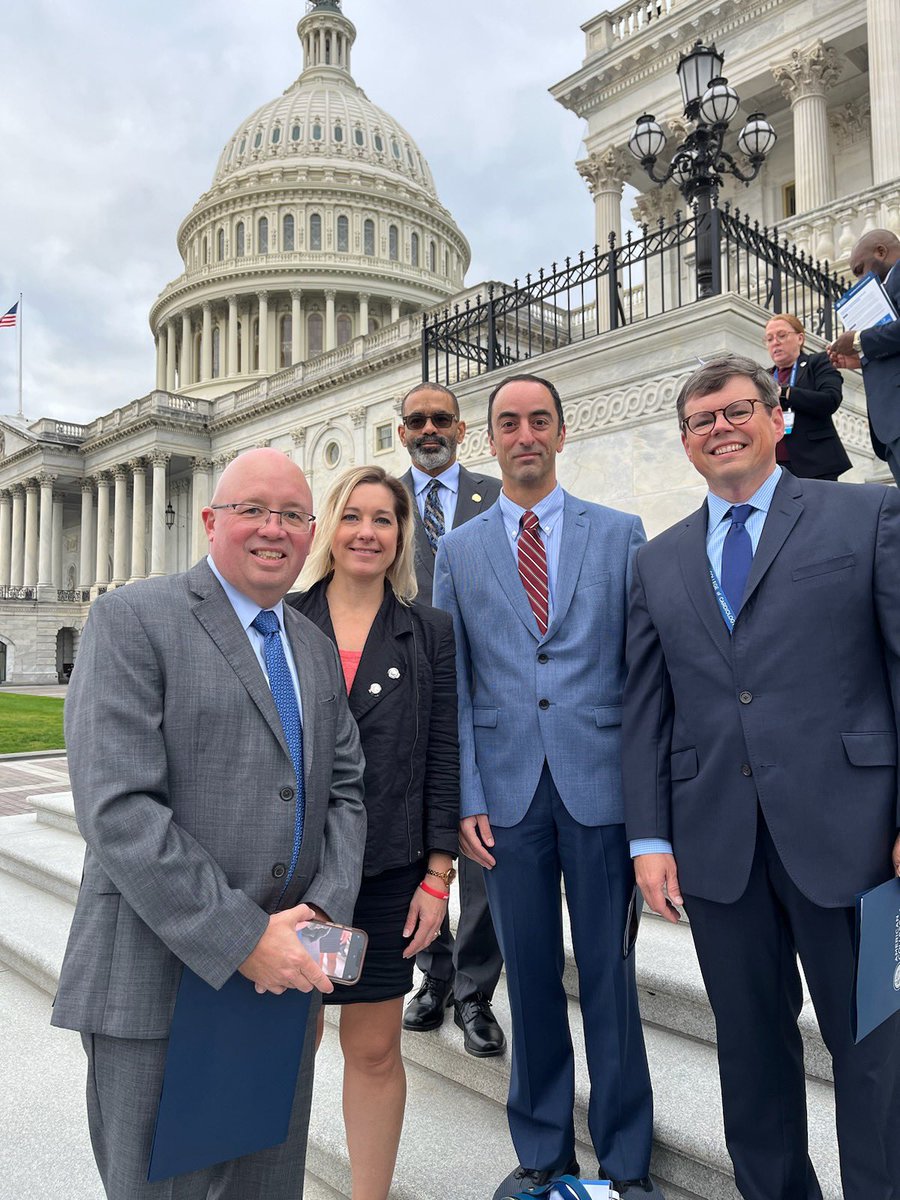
xmin=0 ymin=794 xmax=843 ymax=1200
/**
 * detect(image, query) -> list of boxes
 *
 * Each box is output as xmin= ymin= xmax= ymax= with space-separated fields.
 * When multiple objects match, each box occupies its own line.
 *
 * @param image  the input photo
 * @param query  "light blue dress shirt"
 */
xmin=206 ymin=555 xmax=303 ymax=721
xmin=630 ymin=466 xmax=782 ymax=860
xmin=410 ymin=461 xmax=460 ymax=532
xmin=497 ymin=483 xmax=565 ymax=625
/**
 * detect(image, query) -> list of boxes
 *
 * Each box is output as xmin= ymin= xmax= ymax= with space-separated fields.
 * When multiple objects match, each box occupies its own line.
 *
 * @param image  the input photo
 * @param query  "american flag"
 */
xmin=0 ymin=302 xmax=17 ymax=329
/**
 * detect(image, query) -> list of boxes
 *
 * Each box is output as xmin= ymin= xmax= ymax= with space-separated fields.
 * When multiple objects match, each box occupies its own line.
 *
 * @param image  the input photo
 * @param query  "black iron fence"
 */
xmin=422 ymin=201 xmax=848 ymax=386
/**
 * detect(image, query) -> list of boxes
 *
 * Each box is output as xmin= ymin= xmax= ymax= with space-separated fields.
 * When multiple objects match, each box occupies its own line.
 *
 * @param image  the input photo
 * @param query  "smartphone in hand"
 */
xmin=296 ymin=919 xmax=368 ymax=985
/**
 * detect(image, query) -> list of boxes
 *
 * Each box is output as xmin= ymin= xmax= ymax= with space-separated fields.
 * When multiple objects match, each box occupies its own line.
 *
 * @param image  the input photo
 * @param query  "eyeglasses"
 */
xmin=402 ymin=411 xmax=457 ymax=430
xmin=210 ymin=502 xmax=315 ymax=531
xmin=681 ymin=398 xmax=775 ymax=436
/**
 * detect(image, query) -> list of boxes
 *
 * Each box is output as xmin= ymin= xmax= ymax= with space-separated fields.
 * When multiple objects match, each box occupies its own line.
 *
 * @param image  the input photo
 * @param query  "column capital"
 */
xmin=357 ymin=291 xmax=370 ymax=303
xmin=36 ymin=471 xmax=57 ymax=487
xmin=576 ymin=146 xmax=631 ymax=195
xmin=0 ymin=489 xmax=11 ymax=503
xmin=192 ymin=456 xmax=215 ymax=473
xmin=291 ymin=428 xmax=307 ymax=447
xmin=324 ymin=289 xmax=336 ymax=301
xmin=350 ymin=407 xmax=366 ymax=428
xmin=214 ymin=452 xmax=237 ymax=470
xmin=9 ymin=482 xmax=25 ymax=496
xmin=202 ymin=300 xmax=213 ymax=314
xmin=772 ymin=39 xmax=842 ymax=103
xmin=290 ymin=288 xmax=303 ymax=301
xmin=113 ymin=465 xmax=129 ymax=482
xmin=81 ymin=478 xmax=95 ymax=495
xmin=129 ymin=457 xmax=147 ymax=474
xmin=227 ymin=294 xmax=239 ymax=305
xmin=389 ymin=296 xmax=400 ymax=307
xmin=24 ymin=478 xmax=39 ymax=494
xmin=150 ymin=452 xmax=171 ymax=468
xmin=93 ymin=471 xmax=111 ymax=487
xmin=257 ymin=290 xmax=269 ymax=302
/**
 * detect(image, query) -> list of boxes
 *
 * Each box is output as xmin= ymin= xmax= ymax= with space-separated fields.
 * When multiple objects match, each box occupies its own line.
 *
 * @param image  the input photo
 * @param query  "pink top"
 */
xmin=338 ymin=648 xmax=363 ymax=693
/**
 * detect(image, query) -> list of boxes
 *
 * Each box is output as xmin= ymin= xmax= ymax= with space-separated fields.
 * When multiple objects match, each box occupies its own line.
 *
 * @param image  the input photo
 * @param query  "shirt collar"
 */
xmin=706 ymin=465 xmax=782 ymax=531
xmin=410 ymin=461 xmax=460 ymax=497
xmin=498 ymin=482 xmax=564 ymax=536
xmin=206 ymin=554 xmax=286 ymax=632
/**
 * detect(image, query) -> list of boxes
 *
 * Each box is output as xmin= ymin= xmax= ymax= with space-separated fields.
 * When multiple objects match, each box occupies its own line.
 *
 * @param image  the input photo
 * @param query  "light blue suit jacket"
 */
xmin=434 ymin=491 xmax=645 ymax=827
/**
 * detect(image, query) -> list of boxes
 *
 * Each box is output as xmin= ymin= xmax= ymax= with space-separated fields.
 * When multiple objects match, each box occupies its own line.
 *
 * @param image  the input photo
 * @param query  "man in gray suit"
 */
xmin=52 ymin=448 xmax=367 ymax=1200
xmin=397 ymin=381 xmax=506 ymax=1059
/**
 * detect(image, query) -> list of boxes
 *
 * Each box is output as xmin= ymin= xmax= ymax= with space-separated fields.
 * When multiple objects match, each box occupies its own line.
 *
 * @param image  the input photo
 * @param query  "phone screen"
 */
xmin=296 ymin=919 xmax=368 ymax=984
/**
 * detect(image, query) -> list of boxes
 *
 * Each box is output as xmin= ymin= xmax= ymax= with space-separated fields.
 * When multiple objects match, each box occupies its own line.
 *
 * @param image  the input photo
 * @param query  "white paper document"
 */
xmin=835 ymin=271 xmax=898 ymax=332
xmin=549 ymin=1186 xmax=613 ymax=1199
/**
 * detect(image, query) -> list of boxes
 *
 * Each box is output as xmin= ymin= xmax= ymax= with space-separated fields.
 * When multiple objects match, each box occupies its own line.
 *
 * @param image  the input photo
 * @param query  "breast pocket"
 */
xmin=792 ymin=555 xmax=854 ymax=581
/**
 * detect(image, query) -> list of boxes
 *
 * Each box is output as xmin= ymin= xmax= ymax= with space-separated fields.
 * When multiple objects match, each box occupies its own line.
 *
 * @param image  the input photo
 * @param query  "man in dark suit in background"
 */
xmin=828 ymin=228 xmax=900 ymax=485
xmin=398 ymin=381 xmax=506 ymax=1059
xmin=623 ymin=356 xmax=900 ymax=1200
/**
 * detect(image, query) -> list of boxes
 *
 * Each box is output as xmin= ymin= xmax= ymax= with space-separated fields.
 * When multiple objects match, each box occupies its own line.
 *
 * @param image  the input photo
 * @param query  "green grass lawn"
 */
xmin=0 ymin=693 xmax=66 ymax=754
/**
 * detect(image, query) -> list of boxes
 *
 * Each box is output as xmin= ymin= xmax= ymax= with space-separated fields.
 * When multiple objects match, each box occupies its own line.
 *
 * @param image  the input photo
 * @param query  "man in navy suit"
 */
xmin=828 ymin=228 xmax=900 ymax=485
xmin=434 ymin=375 xmax=659 ymax=1200
xmin=623 ymin=355 xmax=900 ymax=1200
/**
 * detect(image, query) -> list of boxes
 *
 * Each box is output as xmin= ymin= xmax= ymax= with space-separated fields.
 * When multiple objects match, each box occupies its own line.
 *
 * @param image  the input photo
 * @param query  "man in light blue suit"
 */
xmin=433 ymin=375 xmax=659 ymax=1200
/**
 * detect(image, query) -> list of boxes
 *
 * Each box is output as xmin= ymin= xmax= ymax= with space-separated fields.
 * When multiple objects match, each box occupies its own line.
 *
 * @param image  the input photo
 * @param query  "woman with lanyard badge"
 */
xmin=289 ymin=465 xmax=459 ymax=1200
xmin=764 ymin=313 xmax=852 ymax=480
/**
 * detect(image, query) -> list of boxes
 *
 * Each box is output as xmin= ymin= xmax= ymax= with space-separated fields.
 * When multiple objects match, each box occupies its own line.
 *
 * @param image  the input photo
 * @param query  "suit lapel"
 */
xmin=481 ymin=505 xmax=540 ymax=639
xmin=544 ymin=496 xmax=588 ymax=641
xmin=677 ymin=505 xmax=733 ymax=664
xmin=454 ymin=465 xmax=488 ymax=527
xmin=742 ymin=471 xmax=803 ymax=608
xmin=401 ymin=469 xmax=436 ymax=589
xmin=348 ymin=600 xmax=411 ymax=720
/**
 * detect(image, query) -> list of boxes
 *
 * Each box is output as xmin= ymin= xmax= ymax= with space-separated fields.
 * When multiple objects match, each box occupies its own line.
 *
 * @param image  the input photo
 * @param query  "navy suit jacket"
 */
xmin=435 ymin=491 xmax=645 ymax=828
xmin=622 ymin=472 xmax=900 ymax=909
xmin=776 ymin=351 xmax=851 ymax=478
xmin=860 ymin=263 xmax=900 ymax=449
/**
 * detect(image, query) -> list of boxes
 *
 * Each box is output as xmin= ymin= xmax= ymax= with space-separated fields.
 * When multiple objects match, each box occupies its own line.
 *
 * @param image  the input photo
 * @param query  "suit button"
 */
xmin=539 ymin=698 xmax=550 ymax=710
xmin=740 ymin=763 xmax=753 ymax=777
xmin=272 ymin=863 xmax=286 ymax=879
xmin=279 ymin=786 xmax=295 ymax=802
xmin=739 ymin=691 xmax=752 ymax=704
xmin=537 ymin=653 xmax=549 ymax=664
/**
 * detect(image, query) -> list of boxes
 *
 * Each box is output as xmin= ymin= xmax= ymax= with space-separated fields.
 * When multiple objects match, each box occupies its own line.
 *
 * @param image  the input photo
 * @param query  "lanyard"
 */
xmin=709 ymin=563 xmax=736 ymax=632
xmin=771 ymin=361 xmax=798 ymax=386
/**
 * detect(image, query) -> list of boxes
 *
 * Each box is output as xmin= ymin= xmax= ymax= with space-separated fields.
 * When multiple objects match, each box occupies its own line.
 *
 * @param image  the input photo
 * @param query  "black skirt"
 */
xmin=323 ymin=861 xmax=426 ymax=1006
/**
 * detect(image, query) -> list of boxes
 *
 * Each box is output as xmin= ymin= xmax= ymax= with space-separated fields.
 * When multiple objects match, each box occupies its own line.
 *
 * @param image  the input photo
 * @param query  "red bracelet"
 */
xmin=420 ymin=880 xmax=450 ymax=900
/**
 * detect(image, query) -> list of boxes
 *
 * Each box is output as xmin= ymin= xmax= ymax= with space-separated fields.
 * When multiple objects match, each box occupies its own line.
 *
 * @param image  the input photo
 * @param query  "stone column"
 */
xmin=52 ymin=494 xmax=64 ymax=589
xmin=79 ymin=481 xmax=94 ymax=590
xmin=240 ymin=304 xmax=252 ymax=374
xmin=94 ymin=473 xmax=111 ymax=590
xmin=112 ymin=467 xmax=129 ymax=586
xmin=291 ymin=428 xmax=307 ymax=472
xmin=37 ymin=474 xmax=55 ymax=589
xmin=166 ymin=320 xmax=178 ymax=392
xmin=191 ymin=457 xmax=214 ymax=563
xmin=577 ymin=146 xmax=630 ymax=251
xmin=201 ymin=302 xmax=213 ymax=382
xmin=130 ymin=459 xmax=147 ymax=581
xmin=358 ymin=292 xmax=369 ymax=338
xmin=390 ymin=297 xmax=400 ymax=325
xmin=23 ymin=481 xmax=39 ymax=588
xmin=324 ymin=290 xmax=336 ymax=350
xmin=227 ymin=295 xmax=239 ymax=376
xmin=10 ymin=486 xmax=25 ymax=587
xmin=180 ymin=311 xmax=193 ymax=388
xmin=773 ymin=40 xmax=841 ymax=216
xmin=869 ymin=0 xmax=900 ymax=185
xmin=149 ymin=453 xmax=170 ymax=577
xmin=350 ymin=407 xmax=367 ymax=463
xmin=258 ymin=291 xmax=269 ymax=372
xmin=0 ymin=491 xmax=11 ymax=587
xmin=291 ymin=289 xmax=303 ymax=363
xmin=155 ymin=331 xmax=167 ymax=391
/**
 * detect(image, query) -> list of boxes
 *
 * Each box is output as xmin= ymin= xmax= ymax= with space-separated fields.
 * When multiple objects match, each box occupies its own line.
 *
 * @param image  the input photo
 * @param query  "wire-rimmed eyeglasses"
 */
xmin=210 ymin=502 xmax=315 ymax=531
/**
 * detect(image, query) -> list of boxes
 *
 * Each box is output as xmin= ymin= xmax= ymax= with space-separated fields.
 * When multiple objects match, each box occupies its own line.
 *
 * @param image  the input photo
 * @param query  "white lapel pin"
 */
xmin=387 ymin=667 xmax=400 ymax=679
xmin=368 ymin=682 xmax=382 ymax=695
xmin=472 ymin=492 xmax=482 ymax=503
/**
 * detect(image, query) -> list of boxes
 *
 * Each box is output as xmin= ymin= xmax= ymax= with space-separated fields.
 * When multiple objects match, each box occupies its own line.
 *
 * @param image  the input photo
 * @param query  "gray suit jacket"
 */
xmin=401 ymin=463 xmax=500 ymax=604
xmin=52 ymin=560 xmax=366 ymax=1039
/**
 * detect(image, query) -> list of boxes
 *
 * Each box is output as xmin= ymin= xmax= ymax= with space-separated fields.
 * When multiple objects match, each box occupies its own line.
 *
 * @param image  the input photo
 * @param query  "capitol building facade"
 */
xmin=0 ymin=0 xmax=897 ymax=683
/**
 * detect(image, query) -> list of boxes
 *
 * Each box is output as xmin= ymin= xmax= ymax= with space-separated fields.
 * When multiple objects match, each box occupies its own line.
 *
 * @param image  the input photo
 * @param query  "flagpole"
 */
xmin=17 ymin=292 xmax=23 ymax=419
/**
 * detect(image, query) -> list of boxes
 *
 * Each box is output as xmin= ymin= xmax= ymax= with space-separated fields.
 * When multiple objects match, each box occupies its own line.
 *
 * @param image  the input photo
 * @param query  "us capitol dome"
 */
xmin=149 ymin=0 xmax=471 ymax=398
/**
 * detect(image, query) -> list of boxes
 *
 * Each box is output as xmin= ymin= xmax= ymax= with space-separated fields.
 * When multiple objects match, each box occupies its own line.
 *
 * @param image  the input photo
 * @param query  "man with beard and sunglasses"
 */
xmin=397 ymin=382 xmax=506 ymax=1061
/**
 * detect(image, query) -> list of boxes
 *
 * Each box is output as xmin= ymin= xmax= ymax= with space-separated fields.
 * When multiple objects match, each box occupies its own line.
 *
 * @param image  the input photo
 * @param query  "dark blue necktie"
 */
xmin=252 ymin=609 xmax=305 ymax=902
xmin=721 ymin=504 xmax=754 ymax=617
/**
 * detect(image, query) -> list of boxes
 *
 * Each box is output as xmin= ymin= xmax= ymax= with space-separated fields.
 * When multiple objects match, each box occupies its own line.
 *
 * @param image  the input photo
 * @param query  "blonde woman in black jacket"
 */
xmin=289 ymin=465 xmax=459 ymax=1200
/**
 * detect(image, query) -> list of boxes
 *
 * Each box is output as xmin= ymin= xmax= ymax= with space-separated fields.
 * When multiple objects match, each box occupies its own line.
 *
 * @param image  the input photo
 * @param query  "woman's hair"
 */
xmin=298 ymin=465 xmax=418 ymax=603
xmin=766 ymin=312 xmax=805 ymax=337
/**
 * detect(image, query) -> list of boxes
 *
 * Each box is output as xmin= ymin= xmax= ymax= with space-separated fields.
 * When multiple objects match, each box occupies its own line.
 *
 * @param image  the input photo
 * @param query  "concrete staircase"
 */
xmin=0 ymin=794 xmax=842 ymax=1200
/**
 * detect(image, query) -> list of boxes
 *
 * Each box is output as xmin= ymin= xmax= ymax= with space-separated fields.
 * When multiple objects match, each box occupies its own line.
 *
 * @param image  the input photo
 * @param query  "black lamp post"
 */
xmin=165 ymin=501 xmax=175 ymax=531
xmin=628 ymin=41 xmax=777 ymax=297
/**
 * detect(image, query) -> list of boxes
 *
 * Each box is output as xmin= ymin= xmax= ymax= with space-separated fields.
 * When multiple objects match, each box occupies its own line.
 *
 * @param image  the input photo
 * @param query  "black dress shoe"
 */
xmin=612 ymin=1179 xmax=664 ymax=1198
xmin=453 ymin=992 xmax=506 ymax=1057
xmin=402 ymin=974 xmax=452 ymax=1031
xmin=493 ymin=1157 xmax=579 ymax=1199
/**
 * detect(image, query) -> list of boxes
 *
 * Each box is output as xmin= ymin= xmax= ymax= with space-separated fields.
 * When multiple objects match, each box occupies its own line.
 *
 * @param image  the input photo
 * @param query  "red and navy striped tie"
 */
xmin=518 ymin=510 xmax=549 ymax=635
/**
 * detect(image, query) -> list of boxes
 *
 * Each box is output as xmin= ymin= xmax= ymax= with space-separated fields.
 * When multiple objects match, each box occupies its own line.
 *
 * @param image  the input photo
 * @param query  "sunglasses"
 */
xmin=402 ymin=411 xmax=457 ymax=431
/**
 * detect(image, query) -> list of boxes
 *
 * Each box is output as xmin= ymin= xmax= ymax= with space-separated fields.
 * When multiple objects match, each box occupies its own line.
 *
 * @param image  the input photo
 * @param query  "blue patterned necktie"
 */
xmin=422 ymin=479 xmax=445 ymax=553
xmin=721 ymin=504 xmax=754 ymax=617
xmin=251 ymin=609 xmax=305 ymax=902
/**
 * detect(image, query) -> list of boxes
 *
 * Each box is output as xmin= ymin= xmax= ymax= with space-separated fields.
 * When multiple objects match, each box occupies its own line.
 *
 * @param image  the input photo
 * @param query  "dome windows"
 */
xmin=337 ymin=215 xmax=349 ymax=252
xmin=334 ymin=123 xmax=343 ymax=143
xmin=363 ymin=219 xmax=375 ymax=257
xmin=374 ymin=132 xmax=384 ymax=153
xmin=253 ymin=130 xmax=263 ymax=150
xmin=235 ymin=222 xmax=245 ymax=257
xmin=283 ymin=214 xmax=295 ymax=252
xmin=336 ymin=313 xmax=352 ymax=346
xmin=239 ymin=137 xmax=246 ymax=156
xmin=312 ymin=122 xmax=323 ymax=142
xmin=391 ymin=138 xmax=401 ymax=160
xmin=429 ymin=240 xmax=437 ymax=272
xmin=310 ymin=213 xmax=322 ymax=251
xmin=291 ymin=123 xmax=302 ymax=142
xmin=308 ymin=311 xmax=324 ymax=355
xmin=271 ymin=126 xmax=281 ymax=145
xmin=406 ymin=146 xmax=415 ymax=169
xmin=280 ymin=315 xmax=292 ymax=368
xmin=388 ymin=224 xmax=399 ymax=262
xmin=411 ymin=232 xmax=419 ymax=267
xmin=217 ymin=228 xmax=225 ymax=261
xmin=354 ymin=127 xmax=365 ymax=147
xmin=202 ymin=236 xmax=208 ymax=266
xmin=258 ymin=217 xmax=268 ymax=255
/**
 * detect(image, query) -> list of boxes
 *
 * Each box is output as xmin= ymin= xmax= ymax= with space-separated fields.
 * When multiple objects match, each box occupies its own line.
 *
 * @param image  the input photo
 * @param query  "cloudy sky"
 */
xmin=1 ymin=0 xmax=611 ymax=425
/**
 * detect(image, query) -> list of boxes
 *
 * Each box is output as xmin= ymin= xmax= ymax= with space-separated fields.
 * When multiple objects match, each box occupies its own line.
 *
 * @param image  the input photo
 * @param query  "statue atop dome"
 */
xmin=306 ymin=0 xmax=342 ymax=12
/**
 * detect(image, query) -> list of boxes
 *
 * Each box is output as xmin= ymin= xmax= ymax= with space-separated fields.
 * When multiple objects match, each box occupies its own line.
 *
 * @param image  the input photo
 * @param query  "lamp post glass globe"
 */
xmin=677 ymin=41 xmax=724 ymax=112
xmin=628 ymin=114 xmax=666 ymax=162
xmin=737 ymin=113 xmax=777 ymax=159
xmin=699 ymin=77 xmax=740 ymax=126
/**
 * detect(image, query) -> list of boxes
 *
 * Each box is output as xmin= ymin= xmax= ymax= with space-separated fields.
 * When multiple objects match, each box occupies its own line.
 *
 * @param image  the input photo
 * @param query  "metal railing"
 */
xmin=421 ymin=202 xmax=847 ymax=386
xmin=0 ymin=586 xmax=36 ymax=601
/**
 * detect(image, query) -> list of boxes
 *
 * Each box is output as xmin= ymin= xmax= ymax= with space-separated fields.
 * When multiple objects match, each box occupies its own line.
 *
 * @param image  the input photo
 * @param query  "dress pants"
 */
xmin=415 ymin=849 xmax=503 ymax=1002
xmin=483 ymin=763 xmax=653 ymax=1178
xmin=81 ymin=994 xmax=320 ymax=1199
xmin=684 ymin=814 xmax=900 ymax=1200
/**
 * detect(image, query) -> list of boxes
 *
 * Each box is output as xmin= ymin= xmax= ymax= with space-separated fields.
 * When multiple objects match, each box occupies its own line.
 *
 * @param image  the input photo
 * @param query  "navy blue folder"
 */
xmin=147 ymin=967 xmax=311 ymax=1182
xmin=852 ymin=876 xmax=900 ymax=1044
